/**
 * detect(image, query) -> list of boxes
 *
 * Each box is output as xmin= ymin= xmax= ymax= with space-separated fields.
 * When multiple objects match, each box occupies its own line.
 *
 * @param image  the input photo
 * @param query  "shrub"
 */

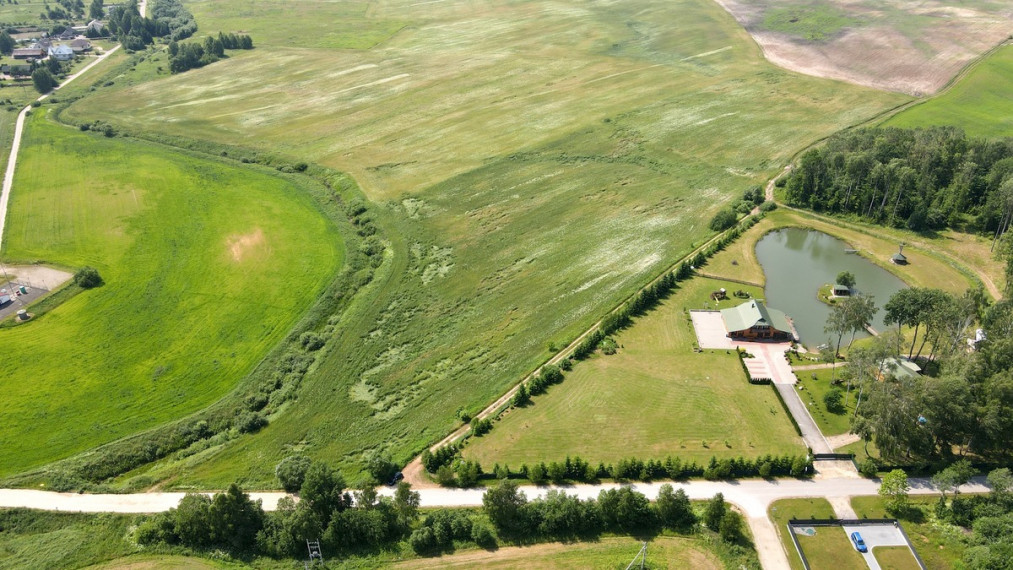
xmin=471 ymin=522 xmax=496 ymax=548
xmin=299 ymin=332 xmax=325 ymax=351
xmin=74 ymin=266 xmax=104 ymax=288
xmin=823 ymin=388 xmax=845 ymax=414
xmin=234 ymin=411 xmax=267 ymax=433
xmin=760 ymin=201 xmax=778 ymax=212
xmin=859 ymin=459 xmax=879 ymax=478
xmin=366 ymin=452 xmax=399 ymax=484
xmin=600 ymin=336 xmax=618 ymax=355
xmin=275 ymin=455 xmax=312 ymax=492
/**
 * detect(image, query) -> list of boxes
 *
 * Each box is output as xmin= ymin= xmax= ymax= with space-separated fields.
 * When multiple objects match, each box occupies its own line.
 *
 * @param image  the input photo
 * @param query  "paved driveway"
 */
xmin=841 ymin=523 xmax=916 ymax=570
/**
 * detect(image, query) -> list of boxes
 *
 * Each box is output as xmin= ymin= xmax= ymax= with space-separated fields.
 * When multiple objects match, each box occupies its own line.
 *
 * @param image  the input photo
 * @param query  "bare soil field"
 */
xmin=714 ymin=0 xmax=1013 ymax=95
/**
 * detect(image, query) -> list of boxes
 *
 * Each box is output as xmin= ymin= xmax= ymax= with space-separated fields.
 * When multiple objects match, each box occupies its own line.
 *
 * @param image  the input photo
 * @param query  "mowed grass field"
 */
xmin=0 ymin=111 xmax=341 ymax=476
xmin=883 ymin=44 xmax=1013 ymax=138
xmin=59 ymin=0 xmax=908 ymax=486
xmin=464 ymin=276 xmax=803 ymax=466
xmin=393 ymin=536 xmax=725 ymax=569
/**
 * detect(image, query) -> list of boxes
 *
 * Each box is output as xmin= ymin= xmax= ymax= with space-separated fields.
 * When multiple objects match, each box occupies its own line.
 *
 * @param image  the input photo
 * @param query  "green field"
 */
xmin=768 ymin=498 xmax=836 ymax=570
xmin=0 ymin=509 xmax=137 ymax=570
xmin=46 ymin=0 xmax=909 ymax=486
xmin=883 ymin=44 xmax=1013 ymax=138
xmin=464 ymin=276 xmax=803 ymax=466
xmin=0 ymin=111 xmax=341 ymax=476
xmin=184 ymin=0 xmax=408 ymax=49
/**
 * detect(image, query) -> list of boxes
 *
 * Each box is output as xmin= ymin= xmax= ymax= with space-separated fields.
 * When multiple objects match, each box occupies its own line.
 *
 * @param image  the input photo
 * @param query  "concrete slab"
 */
xmin=690 ymin=310 xmax=734 ymax=349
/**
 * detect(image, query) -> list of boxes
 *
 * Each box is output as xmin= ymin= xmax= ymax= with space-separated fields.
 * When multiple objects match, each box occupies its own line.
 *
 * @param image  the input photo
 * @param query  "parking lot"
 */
xmin=840 ymin=523 xmax=921 ymax=570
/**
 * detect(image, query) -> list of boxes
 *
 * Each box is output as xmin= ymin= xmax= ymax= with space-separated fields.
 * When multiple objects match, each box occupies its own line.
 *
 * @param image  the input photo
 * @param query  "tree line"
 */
xmin=149 ymin=0 xmax=197 ymax=41
xmin=134 ymin=466 xmax=753 ymax=562
xmin=420 ymin=446 xmax=812 ymax=487
xmin=784 ymin=127 xmax=1013 ymax=240
xmin=167 ymin=32 xmax=253 ymax=74
xmin=484 ymin=479 xmax=746 ymax=545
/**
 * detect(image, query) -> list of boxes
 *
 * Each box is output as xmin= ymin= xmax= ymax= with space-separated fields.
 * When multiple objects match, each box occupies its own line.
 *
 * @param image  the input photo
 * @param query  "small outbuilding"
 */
xmin=891 ymin=244 xmax=908 ymax=265
xmin=0 ymin=294 xmax=11 ymax=306
xmin=832 ymin=283 xmax=851 ymax=296
xmin=879 ymin=357 xmax=921 ymax=381
xmin=720 ymin=299 xmax=794 ymax=341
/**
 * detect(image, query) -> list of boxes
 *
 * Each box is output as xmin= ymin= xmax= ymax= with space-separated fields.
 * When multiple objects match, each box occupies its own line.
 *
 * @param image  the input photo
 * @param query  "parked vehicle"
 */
xmin=850 ymin=531 xmax=868 ymax=553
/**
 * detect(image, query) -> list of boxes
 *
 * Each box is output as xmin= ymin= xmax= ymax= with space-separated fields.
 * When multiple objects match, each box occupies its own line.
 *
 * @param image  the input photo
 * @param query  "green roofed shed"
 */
xmin=720 ymin=299 xmax=794 ymax=340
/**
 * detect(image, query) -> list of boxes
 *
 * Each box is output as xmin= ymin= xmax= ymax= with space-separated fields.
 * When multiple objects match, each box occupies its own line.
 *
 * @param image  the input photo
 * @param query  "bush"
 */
xmin=234 ymin=411 xmax=267 ymax=433
xmin=366 ymin=452 xmax=399 ymax=484
xmin=74 ymin=266 xmax=104 ymax=288
xmin=471 ymin=522 xmax=497 ymax=548
xmin=760 ymin=201 xmax=778 ymax=212
xmin=859 ymin=459 xmax=879 ymax=478
xmin=275 ymin=455 xmax=312 ymax=492
xmin=708 ymin=209 xmax=737 ymax=231
xmin=299 ymin=332 xmax=325 ymax=351
xmin=823 ymin=388 xmax=845 ymax=414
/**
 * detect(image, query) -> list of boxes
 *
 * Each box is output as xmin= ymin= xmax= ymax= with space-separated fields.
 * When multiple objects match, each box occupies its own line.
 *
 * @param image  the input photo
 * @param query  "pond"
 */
xmin=754 ymin=228 xmax=908 ymax=347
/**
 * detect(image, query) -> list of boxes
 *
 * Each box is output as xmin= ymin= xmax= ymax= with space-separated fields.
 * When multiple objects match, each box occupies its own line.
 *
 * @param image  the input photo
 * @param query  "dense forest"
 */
xmin=783 ymin=128 xmax=1013 ymax=236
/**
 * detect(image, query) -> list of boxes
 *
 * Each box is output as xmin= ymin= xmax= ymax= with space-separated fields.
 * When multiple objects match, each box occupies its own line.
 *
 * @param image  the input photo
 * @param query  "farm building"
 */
xmin=720 ymin=299 xmax=794 ymax=341
xmin=12 ymin=48 xmax=46 ymax=59
xmin=49 ymin=45 xmax=75 ymax=61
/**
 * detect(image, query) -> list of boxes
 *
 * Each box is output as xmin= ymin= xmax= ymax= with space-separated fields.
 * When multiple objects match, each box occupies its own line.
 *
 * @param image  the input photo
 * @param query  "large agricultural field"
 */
xmin=464 ymin=276 xmax=804 ymax=466
xmin=882 ymin=43 xmax=1013 ymax=138
xmin=55 ymin=0 xmax=913 ymax=487
xmin=0 ymin=111 xmax=342 ymax=477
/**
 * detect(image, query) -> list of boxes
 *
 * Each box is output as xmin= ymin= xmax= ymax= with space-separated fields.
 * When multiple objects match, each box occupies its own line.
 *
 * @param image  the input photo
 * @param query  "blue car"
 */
xmin=850 ymin=531 xmax=868 ymax=553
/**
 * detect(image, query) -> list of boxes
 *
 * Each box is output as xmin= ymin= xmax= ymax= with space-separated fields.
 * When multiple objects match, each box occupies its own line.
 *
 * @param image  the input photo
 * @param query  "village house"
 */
xmin=720 ymin=299 xmax=794 ymax=341
xmin=49 ymin=44 xmax=75 ymax=62
xmin=70 ymin=38 xmax=93 ymax=53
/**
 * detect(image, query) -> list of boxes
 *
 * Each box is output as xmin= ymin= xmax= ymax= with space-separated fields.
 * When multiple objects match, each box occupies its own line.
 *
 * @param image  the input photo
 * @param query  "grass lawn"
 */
xmin=874 ymin=546 xmax=921 ymax=570
xmin=794 ymin=367 xmax=855 ymax=437
xmin=55 ymin=0 xmax=909 ymax=485
xmin=0 ymin=111 xmax=342 ymax=476
xmin=796 ymin=528 xmax=867 ymax=570
xmin=851 ymin=496 xmax=966 ymax=570
xmin=463 ymin=276 xmax=803 ymax=467
xmin=768 ymin=498 xmax=837 ymax=570
xmin=882 ymin=44 xmax=1013 ymax=138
